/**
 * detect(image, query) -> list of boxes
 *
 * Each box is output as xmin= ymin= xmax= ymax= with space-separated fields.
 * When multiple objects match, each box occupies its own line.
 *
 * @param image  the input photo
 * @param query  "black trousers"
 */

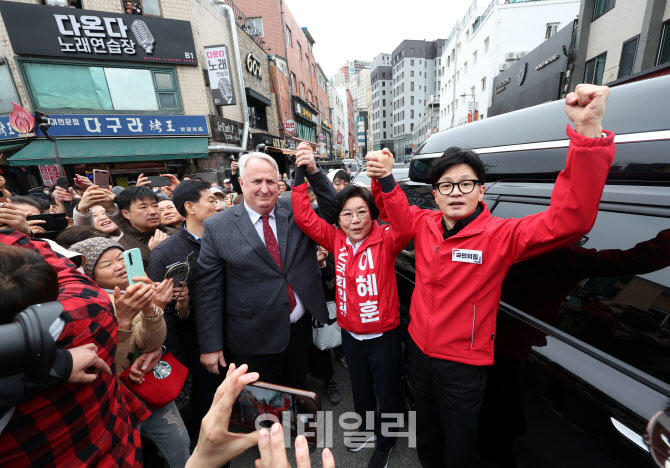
xmin=341 ymin=327 xmax=402 ymax=451
xmin=309 ymin=345 xmax=335 ymax=382
xmin=226 ymin=312 xmax=313 ymax=389
xmin=409 ymin=339 xmax=487 ymax=468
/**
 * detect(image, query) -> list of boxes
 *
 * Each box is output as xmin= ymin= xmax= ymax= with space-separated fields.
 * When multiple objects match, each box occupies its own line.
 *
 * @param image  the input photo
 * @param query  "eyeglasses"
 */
xmin=435 ymin=179 xmax=480 ymax=196
xmin=339 ymin=209 xmax=370 ymax=222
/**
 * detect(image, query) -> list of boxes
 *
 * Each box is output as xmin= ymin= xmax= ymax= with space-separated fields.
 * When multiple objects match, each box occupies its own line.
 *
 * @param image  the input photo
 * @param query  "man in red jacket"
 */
xmin=367 ymin=84 xmax=616 ymax=467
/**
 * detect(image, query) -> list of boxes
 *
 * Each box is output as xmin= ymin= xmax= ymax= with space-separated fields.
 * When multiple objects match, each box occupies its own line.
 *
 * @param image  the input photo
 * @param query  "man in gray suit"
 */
xmin=196 ymin=150 xmax=334 ymax=388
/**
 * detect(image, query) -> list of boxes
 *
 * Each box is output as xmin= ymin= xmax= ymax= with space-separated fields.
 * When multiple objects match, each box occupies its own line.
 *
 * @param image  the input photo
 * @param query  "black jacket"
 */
xmin=147 ymin=225 xmax=201 ymax=363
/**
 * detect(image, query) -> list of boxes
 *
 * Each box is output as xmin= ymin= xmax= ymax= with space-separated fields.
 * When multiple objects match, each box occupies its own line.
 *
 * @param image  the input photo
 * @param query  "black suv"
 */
xmin=395 ymin=75 xmax=670 ymax=467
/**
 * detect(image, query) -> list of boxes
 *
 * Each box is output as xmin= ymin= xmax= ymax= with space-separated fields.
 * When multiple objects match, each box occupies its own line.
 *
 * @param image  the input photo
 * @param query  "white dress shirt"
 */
xmin=244 ymin=202 xmax=305 ymax=323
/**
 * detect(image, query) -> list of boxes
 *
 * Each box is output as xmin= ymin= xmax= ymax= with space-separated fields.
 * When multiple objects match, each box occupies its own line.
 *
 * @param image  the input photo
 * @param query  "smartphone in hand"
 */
xmin=146 ymin=175 xmax=171 ymax=187
xmin=123 ymin=248 xmax=145 ymax=285
xmin=93 ymin=169 xmax=110 ymax=188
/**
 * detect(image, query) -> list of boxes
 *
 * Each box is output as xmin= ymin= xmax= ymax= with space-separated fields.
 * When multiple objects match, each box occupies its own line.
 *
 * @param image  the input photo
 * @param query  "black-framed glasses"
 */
xmin=435 ymin=179 xmax=481 ymax=196
xmin=339 ymin=209 xmax=370 ymax=222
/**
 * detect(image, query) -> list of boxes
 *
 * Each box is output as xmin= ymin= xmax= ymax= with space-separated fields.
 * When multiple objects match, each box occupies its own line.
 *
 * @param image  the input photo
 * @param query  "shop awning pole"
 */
xmin=208 ymin=1 xmax=249 ymax=154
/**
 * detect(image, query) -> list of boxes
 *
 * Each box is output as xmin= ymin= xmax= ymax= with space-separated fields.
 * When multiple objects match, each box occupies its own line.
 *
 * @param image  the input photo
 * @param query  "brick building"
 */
xmin=347 ymin=89 xmax=355 ymax=158
xmin=0 ymin=0 xmax=266 ymax=190
xmin=235 ymin=0 xmax=331 ymax=160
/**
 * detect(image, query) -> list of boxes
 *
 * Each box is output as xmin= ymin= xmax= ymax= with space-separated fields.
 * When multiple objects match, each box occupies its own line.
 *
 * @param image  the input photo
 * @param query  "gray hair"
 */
xmin=238 ymin=152 xmax=279 ymax=178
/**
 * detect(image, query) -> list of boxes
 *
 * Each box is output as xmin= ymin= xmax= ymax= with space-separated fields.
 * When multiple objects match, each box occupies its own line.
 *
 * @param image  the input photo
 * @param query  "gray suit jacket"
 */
xmin=196 ymin=169 xmax=336 ymax=355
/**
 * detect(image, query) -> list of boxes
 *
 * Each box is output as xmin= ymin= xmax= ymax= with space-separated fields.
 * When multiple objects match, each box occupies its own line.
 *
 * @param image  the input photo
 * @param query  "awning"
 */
xmin=0 ymin=141 xmax=28 ymax=154
xmin=245 ymin=87 xmax=272 ymax=106
xmin=8 ymin=137 xmax=209 ymax=166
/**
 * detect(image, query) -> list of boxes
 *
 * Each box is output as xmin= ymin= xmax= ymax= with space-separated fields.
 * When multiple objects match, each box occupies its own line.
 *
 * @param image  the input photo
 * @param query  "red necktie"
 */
xmin=261 ymin=215 xmax=297 ymax=312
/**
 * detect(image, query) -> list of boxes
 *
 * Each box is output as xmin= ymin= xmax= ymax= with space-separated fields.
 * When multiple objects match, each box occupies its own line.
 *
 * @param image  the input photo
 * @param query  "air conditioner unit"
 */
xmin=505 ymin=52 xmax=517 ymax=61
xmin=518 ymin=51 xmax=527 ymax=58
xmin=499 ymin=63 xmax=509 ymax=72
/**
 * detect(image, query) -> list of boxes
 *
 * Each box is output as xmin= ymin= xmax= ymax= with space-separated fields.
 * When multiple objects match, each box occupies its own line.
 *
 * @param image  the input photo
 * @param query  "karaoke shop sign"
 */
xmin=0 ymin=1 xmax=197 ymax=65
xmin=205 ymin=44 xmax=237 ymax=107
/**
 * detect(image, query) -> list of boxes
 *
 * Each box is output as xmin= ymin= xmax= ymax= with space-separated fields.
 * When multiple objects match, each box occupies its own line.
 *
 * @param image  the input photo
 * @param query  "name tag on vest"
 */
xmin=452 ymin=249 xmax=482 ymax=264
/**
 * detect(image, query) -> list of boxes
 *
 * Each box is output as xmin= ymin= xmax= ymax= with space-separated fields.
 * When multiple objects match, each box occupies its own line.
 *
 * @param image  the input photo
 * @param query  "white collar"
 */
xmin=244 ymin=202 xmax=276 ymax=225
xmin=346 ymin=235 xmax=369 ymax=254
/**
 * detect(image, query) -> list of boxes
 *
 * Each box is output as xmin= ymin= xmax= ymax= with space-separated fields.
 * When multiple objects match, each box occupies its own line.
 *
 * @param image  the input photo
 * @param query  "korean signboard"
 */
xmin=209 ymin=115 xmax=242 ymax=145
xmin=39 ymin=165 xmax=60 ymax=186
xmin=0 ymin=114 xmax=208 ymax=141
xmin=205 ymin=44 xmax=237 ymax=106
xmin=0 ymin=2 xmax=197 ymax=65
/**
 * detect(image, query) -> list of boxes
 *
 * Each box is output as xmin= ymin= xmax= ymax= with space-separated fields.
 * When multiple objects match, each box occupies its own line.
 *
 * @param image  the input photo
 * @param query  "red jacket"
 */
xmin=0 ymin=230 xmax=149 ymax=467
xmin=372 ymin=126 xmax=616 ymax=365
xmin=292 ymin=183 xmax=413 ymax=335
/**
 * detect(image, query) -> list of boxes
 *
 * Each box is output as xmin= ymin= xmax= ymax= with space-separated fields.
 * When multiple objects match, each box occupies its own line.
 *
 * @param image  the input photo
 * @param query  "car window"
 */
xmin=494 ymin=202 xmax=670 ymax=385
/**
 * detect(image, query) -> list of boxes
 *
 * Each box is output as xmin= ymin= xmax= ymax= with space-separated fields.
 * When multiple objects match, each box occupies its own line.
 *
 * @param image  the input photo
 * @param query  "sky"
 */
xmin=284 ymin=0 xmax=475 ymax=78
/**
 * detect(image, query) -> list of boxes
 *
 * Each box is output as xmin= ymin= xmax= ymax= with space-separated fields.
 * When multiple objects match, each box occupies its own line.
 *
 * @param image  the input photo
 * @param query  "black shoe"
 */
xmin=325 ymin=378 xmax=341 ymax=405
xmin=347 ymin=432 xmax=376 ymax=452
xmin=338 ymin=355 xmax=348 ymax=369
xmin=367 ymin=446 xmax=393 ymax=468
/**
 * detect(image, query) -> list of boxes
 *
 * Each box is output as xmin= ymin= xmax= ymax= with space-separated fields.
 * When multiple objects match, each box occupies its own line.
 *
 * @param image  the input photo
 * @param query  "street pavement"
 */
xmin=230 ymin=356 xmax=422 ymax=467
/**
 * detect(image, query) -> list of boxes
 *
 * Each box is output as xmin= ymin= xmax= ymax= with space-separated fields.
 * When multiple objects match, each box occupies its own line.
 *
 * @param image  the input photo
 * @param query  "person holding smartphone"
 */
xmin=291 ymin=142 xmax=414 ymax=467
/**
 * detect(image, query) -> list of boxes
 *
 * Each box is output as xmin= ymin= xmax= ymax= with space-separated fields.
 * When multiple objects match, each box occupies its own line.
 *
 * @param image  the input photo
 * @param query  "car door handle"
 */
xmin=611 ymin=417 xmax=650 ymax=453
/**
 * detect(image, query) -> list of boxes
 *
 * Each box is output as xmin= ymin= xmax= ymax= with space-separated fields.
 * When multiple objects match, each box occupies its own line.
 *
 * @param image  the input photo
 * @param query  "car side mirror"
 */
xmin=645 ymin=411 xmax=670 ymax=467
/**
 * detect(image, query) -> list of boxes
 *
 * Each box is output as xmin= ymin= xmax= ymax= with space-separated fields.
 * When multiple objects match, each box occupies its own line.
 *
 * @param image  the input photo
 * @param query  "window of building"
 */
xmin=410 ymin=48 xmax=415 ymax=55
xmin=0 ymin=59 xmax=21 ymax=114
xmin=464 ymin=61 xmax=468 ymax=74
xmin=410 ymin=70 xmax=414 ymax=77
xmin=308 ymin=90 xmax=312 ymax=103
xmin=298 ymin=42 xmax=302 ymax=59
xmin=248 ymin=103 xmax=267 ymax=130
xmin=545 ymin=23 xmax=559 ymax=39
xmin=618 ymin=35 xmax=639 ymax=79
xmin=248 ymin=17 xmax=264 ymax=36
xmin=584 ymin=52 xmax=607 ymax=85
xmin=657 ymin=20 xmax=670 ymax=66
xmin=119 ymin=0 xmax=160 ymax=16
xmin=472 ymin=51 xmax=477 ymax=65
xmin=484 ymin=37 xmax=489 ymax=53
xmin=411 ymin=59 xmax=414 ymax=66
xmin=466 ymin=30 xmax=470 ymax=42
xmin=410 ymin=82 xmax=414 ymax=91
xmin=593 ymin=0 xmax=615 ymax=21
xmin=20 ymin=60 xmax=181 ymax=112
xmin=291 ymin=72 xmax=297 ymax=92
xmin=383 ymin=110 xmax=386 ymax=117
xmin=481 ymin=76 xmax=486 ymax=91
xmin=410 ymin=109 xmax=414 ymax=119
xmin=286 ymin=26 xmax=292 ymax=48
xmin=43 ymin=0 xmax=82 ymax=8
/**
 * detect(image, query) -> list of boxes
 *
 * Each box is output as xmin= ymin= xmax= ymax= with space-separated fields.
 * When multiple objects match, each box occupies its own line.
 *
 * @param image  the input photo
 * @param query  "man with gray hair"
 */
xmin=196 ymin=150 xmax=336 ymax=388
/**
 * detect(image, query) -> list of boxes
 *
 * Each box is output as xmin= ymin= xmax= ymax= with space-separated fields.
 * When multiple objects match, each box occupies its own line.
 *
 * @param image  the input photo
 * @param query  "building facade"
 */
xmin=235 ymin=0 xmax=329 ymax=161
xmin=439 ymin=0 xmax=580 ymax=131
xmin=329 ymin=85 xmax=347 ymax=157
xmin=488 ymin=20 xmax=577 ymax=117
xmin=0 ymin=0 xmax=264 ymax=191
xmin=572 ymin=0 xmax=670 ymax=89
xmin=370 ymin=52 xmax=393 ymax=151
xmin=390 ymin=39 xmax=446 ymax=159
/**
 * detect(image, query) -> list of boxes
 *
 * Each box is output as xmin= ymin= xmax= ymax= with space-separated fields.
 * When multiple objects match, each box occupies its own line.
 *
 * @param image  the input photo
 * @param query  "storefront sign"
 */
xmin=210 ymin=115 xmax=242 ymax=145
xmin=0 ymin=2 xmax=197 ymax=65
xmin=284 ymin=119 xmax=296 ymax=134
xmin=39 ymin=165 xmax=60 ymax=185
xmin=205 ymin=44 xmax=237 ymax=106
xmin=251 ymin=133 xmax=287 ymax=149
xmin=246 ymin=52 xmax=262 ymax=77
xmin=495 ymin=77 xmax=511 ymax=94
xmin=8 ymin=114 xmax=209 ymax=138
xmin=535 ymin=54 xmax=560 ymax=71
xmin=318 ymin=133 xmax=324 ymax=140
xmin=294 ymin=101 xmax=312 ymax=120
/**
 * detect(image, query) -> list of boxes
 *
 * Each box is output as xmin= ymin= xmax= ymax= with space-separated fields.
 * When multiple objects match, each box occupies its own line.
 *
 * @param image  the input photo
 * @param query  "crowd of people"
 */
xmin=0 ymin=84 xmax=615 ymax=468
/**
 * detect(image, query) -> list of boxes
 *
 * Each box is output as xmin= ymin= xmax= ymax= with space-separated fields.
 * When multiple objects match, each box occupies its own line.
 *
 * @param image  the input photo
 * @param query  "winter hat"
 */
xmin=69 ymin=237 xmax=124 ymax=279
xmin=112 ymin=186 xmax=125 ymax=196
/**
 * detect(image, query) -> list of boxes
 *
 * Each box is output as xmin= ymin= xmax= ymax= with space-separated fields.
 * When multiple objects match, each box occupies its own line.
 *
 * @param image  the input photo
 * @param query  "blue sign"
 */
xmin=0 ymin=114 xmax=209 ymax=141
